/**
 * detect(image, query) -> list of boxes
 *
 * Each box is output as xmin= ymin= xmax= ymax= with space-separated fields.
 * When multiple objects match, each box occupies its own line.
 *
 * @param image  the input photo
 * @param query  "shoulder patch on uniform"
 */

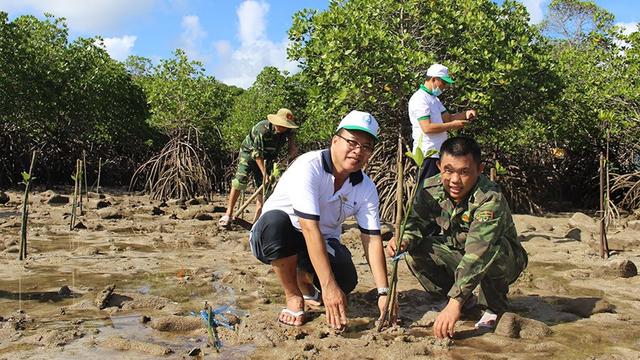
xmin=474 ymin=210 xmax=494 ymax=222
xmin=461 ymin=212 xmax=471 ymax=223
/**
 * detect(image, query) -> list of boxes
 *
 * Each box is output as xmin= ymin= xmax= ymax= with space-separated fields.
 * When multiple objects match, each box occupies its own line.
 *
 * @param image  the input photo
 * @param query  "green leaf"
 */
xmin=21 ymin=171 xmax=30 ymax=183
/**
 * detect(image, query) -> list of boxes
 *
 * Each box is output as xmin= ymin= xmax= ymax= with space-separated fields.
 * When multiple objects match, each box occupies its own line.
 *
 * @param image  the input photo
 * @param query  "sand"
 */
xmin=0 ymin=188 xmax=639 ymax=359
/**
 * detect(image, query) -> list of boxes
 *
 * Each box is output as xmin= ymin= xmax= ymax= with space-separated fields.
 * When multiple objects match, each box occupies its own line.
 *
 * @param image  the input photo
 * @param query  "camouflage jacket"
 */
xmin=240 ymin=120 xmax=291 ymax=161
xmin=403 ymin=174 xmax=527 ymax=302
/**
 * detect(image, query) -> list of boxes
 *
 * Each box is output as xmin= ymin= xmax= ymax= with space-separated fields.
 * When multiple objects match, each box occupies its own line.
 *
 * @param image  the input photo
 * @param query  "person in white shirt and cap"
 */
xmin=408 ymin=63 xmax=477 ymax=185
xmin=249 ymin=110 xmax=390 ymax=330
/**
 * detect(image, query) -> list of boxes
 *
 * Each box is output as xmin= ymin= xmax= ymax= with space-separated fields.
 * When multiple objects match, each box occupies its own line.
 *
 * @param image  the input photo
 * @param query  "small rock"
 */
xmin=140 ymin=315 xmax=151 ymax=324
xmin=58 ymin=286 xmax=72 ymax=297
xmin=188 ymin=347 xmax=201 ymax=356
xmin=552 ymin=297 xmax=615 ymax=318
xmin=525 ymin=224 xmax=536 ymax=232
xmin=597 ymin=258 xmax=638 ymax=278
xmin=194 ymin=213 xmax=213 ymax=221
xmin=47 ymin=194 xmax=70 ymax=205
xmin=564 ymin=227 xmax=592 ymax=242
xmin=303 ymin=343 xmax=314 ymax=351
xmin=167 ymin=199 xmax=185 ymax=206
xmin=95 ymin=200 xmax=112 ymax=209
xmin=626 ymin=220 xmax=640 ymax=231
xmin=495 ymin=312 xmax=552 ymax=339
xmin=94 ymin=224 xmax=105 ymax=231
xmin=97 ymin=208 xmax=123 ymax=220
xmin=187 ymin=198 xmax=205 ymax=206
xmin=0 ymin=192 xmax=9 ymax=204
xmin=73 ymin=221 xmax=87 ymax=230
xmin=158 ymin=201 xmax=168 ymax=208
xmin=568 ymin=212 xmax=597 ymax=232
xmin=150 ymin=316 xmax=203 ymax=332
xmin=4 ymin=245 xmax=19 ymax=253
xmin=151 ymin=207 xmax=165 ymax=216
xmin=95 ymin=284 xmax=116 ymax=309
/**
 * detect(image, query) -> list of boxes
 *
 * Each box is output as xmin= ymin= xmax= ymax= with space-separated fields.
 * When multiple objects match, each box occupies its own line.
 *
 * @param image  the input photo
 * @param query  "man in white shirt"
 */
xmin=408 ymin=63 xmax=477 ymax=184
xmin=250 ymin=111 xmax=389 ymax=330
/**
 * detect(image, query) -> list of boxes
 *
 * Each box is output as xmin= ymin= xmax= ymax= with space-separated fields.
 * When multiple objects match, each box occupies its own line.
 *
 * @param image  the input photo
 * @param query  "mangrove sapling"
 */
xmin=378 ymin=145 xmax=436 ymax=331
xmin=19 ymin=150 xmax=36 ymax=261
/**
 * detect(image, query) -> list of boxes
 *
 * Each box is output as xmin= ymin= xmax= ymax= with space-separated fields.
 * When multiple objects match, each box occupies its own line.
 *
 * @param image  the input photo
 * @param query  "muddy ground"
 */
xmin=0 ymin=188 xmax=639 ymax=359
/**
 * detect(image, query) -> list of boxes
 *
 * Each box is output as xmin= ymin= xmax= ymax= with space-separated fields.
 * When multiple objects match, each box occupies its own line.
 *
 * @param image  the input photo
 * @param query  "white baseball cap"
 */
xmin=426 ymin=63 xmax=455 ymax=84
xmin=336 ymin=110 xmax=379 ymax=141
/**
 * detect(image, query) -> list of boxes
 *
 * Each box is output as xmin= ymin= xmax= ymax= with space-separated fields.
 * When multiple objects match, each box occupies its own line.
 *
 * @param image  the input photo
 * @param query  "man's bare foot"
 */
xmin=279 ymin=295 xmax=305 ymax=326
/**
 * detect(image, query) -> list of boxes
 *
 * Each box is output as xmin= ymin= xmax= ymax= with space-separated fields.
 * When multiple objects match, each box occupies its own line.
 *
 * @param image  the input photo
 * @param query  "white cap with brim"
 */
xmin=426 ymin=63 xmax=455 ymax=84
xmin=336 ymin=110 xmax=379 ymax=141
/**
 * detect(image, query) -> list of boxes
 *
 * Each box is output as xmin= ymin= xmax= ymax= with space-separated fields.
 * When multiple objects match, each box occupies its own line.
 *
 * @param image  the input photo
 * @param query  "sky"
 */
xmin=1 ymin=0 xmax=638 ymax=88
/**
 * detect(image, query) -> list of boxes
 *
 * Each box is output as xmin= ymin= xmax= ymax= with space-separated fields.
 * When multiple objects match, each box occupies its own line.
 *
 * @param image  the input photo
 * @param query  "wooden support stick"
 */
xmin=233 ymin=184 xmax=264 ymax=219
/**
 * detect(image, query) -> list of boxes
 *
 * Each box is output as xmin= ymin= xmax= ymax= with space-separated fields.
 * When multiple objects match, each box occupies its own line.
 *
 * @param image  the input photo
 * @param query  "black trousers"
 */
xmin=418 ymin=157 xmax=440 ymax=186
xmin=250 ymin=210 xmax=358 ymax=294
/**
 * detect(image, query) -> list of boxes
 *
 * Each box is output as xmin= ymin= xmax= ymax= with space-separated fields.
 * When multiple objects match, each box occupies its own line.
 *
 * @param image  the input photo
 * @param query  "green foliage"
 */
xmin=0 ymin=12 xmax=154 ymax=186
xmin=127 ymin=50 xmax=241 ymax=151
xmin=288 ymin=0 xmax=558 ymax=148
xmin=222 ymin=67 xmax=306 ymax=150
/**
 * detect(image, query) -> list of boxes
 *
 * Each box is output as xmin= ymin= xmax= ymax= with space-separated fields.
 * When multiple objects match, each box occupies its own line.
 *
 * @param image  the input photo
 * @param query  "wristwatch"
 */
xmin=377 ymin=287 xmax=389 ymax=297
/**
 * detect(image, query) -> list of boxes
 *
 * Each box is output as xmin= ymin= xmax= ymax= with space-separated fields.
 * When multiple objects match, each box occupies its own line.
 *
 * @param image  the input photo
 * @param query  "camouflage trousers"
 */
xmin=231 ymin=152 xmax=269 ymax=191
xmin=405 ymin=236 xmax=526 ymax=313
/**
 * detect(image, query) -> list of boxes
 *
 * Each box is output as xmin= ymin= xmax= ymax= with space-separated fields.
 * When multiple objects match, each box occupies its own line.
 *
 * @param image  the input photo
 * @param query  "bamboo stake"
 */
xmin=70 ymin=159 xmax=80 ymax=230
xmin=19 ymin=150 xmax=36 ymax=260
xmin=233 ymin=184 xmax=264 ymax=219
xmin=78 ymin=159 xmax=84 ymax=214
xmin=96 ymin=157 xmax=102 ymax=195
xmin=378 ymin=134 xmax=404 ymax=331
xmin=83 ymin=151 xmax=88 ymax=200
xmin=599 ymin=153 xmax=609 ymax=259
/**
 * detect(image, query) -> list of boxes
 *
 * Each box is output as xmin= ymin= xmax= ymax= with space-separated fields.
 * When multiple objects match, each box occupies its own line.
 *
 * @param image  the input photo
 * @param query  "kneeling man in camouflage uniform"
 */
xmin=387 ymin=136 xmax=527 ymax=339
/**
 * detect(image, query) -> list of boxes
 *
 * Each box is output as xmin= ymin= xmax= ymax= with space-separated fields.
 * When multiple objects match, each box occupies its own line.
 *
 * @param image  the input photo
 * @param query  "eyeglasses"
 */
xmin=335 ymin=134 xmax=374 ymax=154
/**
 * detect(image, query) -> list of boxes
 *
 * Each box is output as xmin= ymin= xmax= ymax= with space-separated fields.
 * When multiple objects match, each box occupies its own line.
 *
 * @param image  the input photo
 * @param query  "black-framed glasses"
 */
xmin=335 ymin=134 xmax=374 ymax=154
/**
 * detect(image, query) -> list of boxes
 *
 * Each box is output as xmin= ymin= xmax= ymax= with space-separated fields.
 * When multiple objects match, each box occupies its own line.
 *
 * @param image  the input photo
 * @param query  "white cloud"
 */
xmin=214 ymin=0 xmax=299 ymax=88
xmin=178 ymin=15 xmax=209 ymax=62
xmin=0 ymin=0 xmax=156 ymax=32
xmin=237 ymin=0 xmax=269 ymax=43
xmin=614 ymin=22 xmax=638 ymax=50
xmin=519 ymin=0 xmax=546 ymax=24
xmin=98 ymin=35 xmax=137 ymax=61
xmin=617 ymin=22 xmax=638 ymax=36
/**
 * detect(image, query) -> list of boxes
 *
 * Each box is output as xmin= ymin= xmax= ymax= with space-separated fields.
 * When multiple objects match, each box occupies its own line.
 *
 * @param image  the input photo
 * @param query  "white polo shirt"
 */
xmin=408 ymin=85 xmax=448 ymax=158
xmin=260 ymin=149 xmax=381 ymax=241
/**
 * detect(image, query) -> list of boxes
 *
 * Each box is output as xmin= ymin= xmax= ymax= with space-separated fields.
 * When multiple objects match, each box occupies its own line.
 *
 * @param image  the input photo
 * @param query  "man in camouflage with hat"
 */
xmin=387 ymin=136 xmax=527 ymax=339
xmin=219 ymin=108 xmax=298 ymax=227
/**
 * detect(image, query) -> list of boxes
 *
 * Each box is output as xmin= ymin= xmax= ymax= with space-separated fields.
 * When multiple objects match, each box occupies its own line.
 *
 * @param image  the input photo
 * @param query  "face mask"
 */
xmin=431 ymin=87 xmax=443 ymax=97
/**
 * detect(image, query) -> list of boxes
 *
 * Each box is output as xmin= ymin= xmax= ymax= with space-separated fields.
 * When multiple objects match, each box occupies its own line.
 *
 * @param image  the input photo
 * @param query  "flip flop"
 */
xmin=278 ymin=308 xmax=305 ymax=326
xmin=218 ymin=214 xmax=233 ymax=227
xmin=474 ymin=310 xmax=498 ymax=329
xmin=303 ymin=287 xmax=323 ymax=307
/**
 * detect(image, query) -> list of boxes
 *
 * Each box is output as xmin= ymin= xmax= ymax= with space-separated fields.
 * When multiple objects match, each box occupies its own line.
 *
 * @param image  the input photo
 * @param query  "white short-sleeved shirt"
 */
xmin=408 ymin=86 xmax=448 ymax=158
xmin=259 ymin=149 xmax=381 ymax=241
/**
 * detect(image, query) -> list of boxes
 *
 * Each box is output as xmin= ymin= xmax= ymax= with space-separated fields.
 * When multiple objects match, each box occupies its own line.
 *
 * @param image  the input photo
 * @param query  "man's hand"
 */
xmin=465 ymin=109 xmax=477 ymax=120
xmin=377 ymin=294 xmax=398 ymax=324
xmin=322 ymin=281 xmax=348 ymax=331
xmin=433 ymin=298 xmax=462 ymax=339
xmin=386 ymin=236 xmax=408 ymax=257
xmin=449 ymin=120 xmax=468 ymax=130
